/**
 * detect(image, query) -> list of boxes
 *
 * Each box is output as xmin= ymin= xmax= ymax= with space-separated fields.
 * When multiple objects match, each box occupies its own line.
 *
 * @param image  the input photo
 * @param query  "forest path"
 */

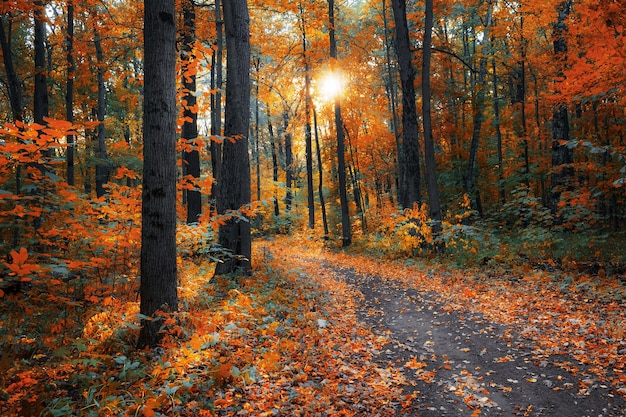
xmin=277 ymin=242 xmax=626 ymax=417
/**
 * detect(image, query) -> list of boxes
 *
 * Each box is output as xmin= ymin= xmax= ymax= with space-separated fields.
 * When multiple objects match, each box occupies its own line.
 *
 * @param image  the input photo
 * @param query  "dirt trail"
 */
xmin=326 ymin=263 xmax=626 ymax=417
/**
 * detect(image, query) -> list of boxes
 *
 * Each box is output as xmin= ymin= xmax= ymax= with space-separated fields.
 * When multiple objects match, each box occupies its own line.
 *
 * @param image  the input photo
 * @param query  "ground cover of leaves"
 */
xmin=270 ymin=236 xmax=625 ymax=416
xmin=2 ymin=235 xmax=625 ymax=416
xmin=0 ymin=241 xmax=405 ymax=416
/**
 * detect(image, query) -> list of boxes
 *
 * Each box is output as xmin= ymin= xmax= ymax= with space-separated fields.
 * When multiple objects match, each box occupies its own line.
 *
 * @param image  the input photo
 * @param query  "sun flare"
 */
xmin=319 ymin=72 xmax=342 ymax=99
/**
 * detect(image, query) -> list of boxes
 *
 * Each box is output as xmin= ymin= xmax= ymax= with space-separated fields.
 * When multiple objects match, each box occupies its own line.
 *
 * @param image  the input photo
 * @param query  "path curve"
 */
xmin=323 ymin=262 xmax=625 ymax=417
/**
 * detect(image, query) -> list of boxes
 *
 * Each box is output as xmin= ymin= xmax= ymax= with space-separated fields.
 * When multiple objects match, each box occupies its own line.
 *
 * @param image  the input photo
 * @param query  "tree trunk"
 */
xmin=464 ymin=1 xmax=493 ymax=213
xmin=181 ymin=0 xmax=201 ymax=223
xmin=313 ymin=104 xmax=329 ymax=236
xmin=139 ymin=0 xmax=178 ymax=348
xmin=328 ymin=0 xmax=351 ymax=246
xmin=210 ymin=0 xmax=223 ymax=209
xmin=550 ymin=0 xmax=573 ymax=215
xmin=268 ymin=108 xmax=280 ymax=217
xmin=34 ymin=0 xmax=49 ymax=127
xmin=421 ymin=0 xmax=442 ymax=236
xmin=66 ymin=0 xmax=75 ymax=186
xmin=0 ymin=15 xmax=23 ymax=122
xmin=390 ymin=0 xmax=421 ymax=208
xmin=94 ymin=29 xmax=109 ymax=197
xmin=214 ymin=0 xmax=252 ymax=276
xmin=300 ymin=8 xmax=315 ymax=230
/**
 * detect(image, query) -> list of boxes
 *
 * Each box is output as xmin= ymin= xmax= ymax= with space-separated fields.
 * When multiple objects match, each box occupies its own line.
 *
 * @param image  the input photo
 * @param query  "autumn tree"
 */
xmin=214 ymin=0 xmax=252 ymax=275
xmin=390 ymin=0 xmax=421 ymax=208
xmin=138 ymin=0 xmax=179 ymax=348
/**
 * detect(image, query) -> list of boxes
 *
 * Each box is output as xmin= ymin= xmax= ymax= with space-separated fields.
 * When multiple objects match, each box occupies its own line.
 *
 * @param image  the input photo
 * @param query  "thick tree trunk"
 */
xmin=0 ymin=16 xmax=23 ymax=122
xmin=181 ymin=0 xmax=201 ymax=223
xmin=390 ymin=0 xmax=421 ymax=208
xmin=421 ymin=0 xmax=442 ymax=236
xmin=313 ymin=105 xmax=329 ymax=236
xmin=328 ymin=0 xmax=351 ymax=246
xmin=214 ymin=0 xmax=252 ymax=276
xmin=139 ymin=0 xmax=178 ymax=348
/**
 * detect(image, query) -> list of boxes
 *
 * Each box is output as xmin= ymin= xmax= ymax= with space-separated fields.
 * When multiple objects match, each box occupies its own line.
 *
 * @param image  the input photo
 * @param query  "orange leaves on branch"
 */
xmin=5 ymin=247 xmax=40 ymax=278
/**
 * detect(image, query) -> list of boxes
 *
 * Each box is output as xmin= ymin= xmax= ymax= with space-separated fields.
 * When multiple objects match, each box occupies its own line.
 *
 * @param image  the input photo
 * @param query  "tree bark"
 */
xmin=0 ymin=15 xmax=23 ymax=122
xmin=181 ymin=0 xmax=201 ymax=223
xmin=328 ymin=0 xmax=351 ymax=246
xmin=66 ymin=0 xmax=75 ymax=186
xmin=214 ymin=0 xmax=252 ymax=276
xmin=550 ymin=0 xmax=573 ymax=215
xmin=94 ymin=29 xmax=109 ymax=197
xmin=139 ymin=0 xmax=178 ymax=348
xmin=390 ymin=0 xmax=421 ymax=208
xmin=421 ymin=0 xmax=442 ymax=236
xmin=299 ymin=7 xmax=315 ymax=230
xmin=34 ymin=0 xmax=49 ymax=127
xmin=210 ymin=0 xmax=223 ymax=209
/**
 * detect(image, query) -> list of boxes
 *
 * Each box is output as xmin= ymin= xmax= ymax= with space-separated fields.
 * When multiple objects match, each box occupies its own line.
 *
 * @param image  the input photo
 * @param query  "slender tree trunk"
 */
xmin=390 ymin=0 xmax=421 ymax=208
xmin=492 ymin=59 xmax=505 ymax=204
xmin=210 ymin=0 xmax=223 ymax=208
xmin=181 ymin=0 xmax=201 ymax=223
xmin=214 ymin=0 xmax=252 ymax=276
xmin=34 ymin=0 xmax=48 ymax=127
xmin=313 ymin=104 xmax=329 ymax=236
xmin=328 ymin=0 xmax=351 ymax=246
xmin=300 ymin=7 xmax=315 ymax=230
xmin=253 ymin=58 xmax=261 ymax=201
xmin=283 ymin=112 xmax=293 ymax=211
xmin=94 ymin=29 xmax=109 ymax=197
xmin=268 ymin=108 xmax=280 ymax=217
xmin=550 ymin=0 xmax=573 ymax=216
xmin=464 ymin=1 xmax=493 ymax=214
xmin=421 ymin=0 xmax=442 ymax=237
xmin=66 ymin=0 xmax=75 ymax=186
xmin=139 ymin=0 xmax=178 ymax=348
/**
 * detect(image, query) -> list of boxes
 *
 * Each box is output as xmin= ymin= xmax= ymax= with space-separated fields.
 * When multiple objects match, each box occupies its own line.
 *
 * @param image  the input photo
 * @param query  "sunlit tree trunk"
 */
xmin=390 ymin=0 xmax=421 ymax=208
xmin=139 ymin=0 xmax=178 ymax=348
xmin=214 ymin=0 xmax=252 ymax=276
xmin=328 ymin=0 xmax=351 ymax=246
xmin=181 ymin=0 xmax=201 ymax=223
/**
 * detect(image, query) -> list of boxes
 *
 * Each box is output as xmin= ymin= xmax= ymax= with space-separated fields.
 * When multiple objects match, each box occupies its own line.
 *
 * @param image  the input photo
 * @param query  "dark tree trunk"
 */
xmin=464 ymin=1 xmax=493 ymax=214
xmin=328 ymin=0 xmax=351 ymax=246
xmin=138 ymin=0 xmax=178 ymax=348
xmin=283 ymin=112 xmax=293 ymax=211
xmin=253 ymin=58 xmax=261 ymax=201
xmin=268 ymin=109 xmax=280 ymax=217
xmin=34 ymin=0 xmax=49 ymax=127
xmin=300 ymin=8 xmax=315 ymax=230
xmin=390 ymin=0 xmax=421 ymax=209
xmin=66 ymin=0 xmax=75 ymax=186
xmin=0 ymin=15 xmax=23 ymax=122
xmin=210 ymin=0 xmax=223 ymax=208
xmin=181 ymin=0 xmax=201 ymax=223
xmin=214 ymin=0 xmax=252 ymax=276
xmin=550 ymin=0 xmax=574 ymax=215
xmin=313 ymin=105 xmax=329 ymax=236
xmin=421 ymin=0 xmax=442 ymax=236
xmin=94 ymin=30 xmax=109 ymax=197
